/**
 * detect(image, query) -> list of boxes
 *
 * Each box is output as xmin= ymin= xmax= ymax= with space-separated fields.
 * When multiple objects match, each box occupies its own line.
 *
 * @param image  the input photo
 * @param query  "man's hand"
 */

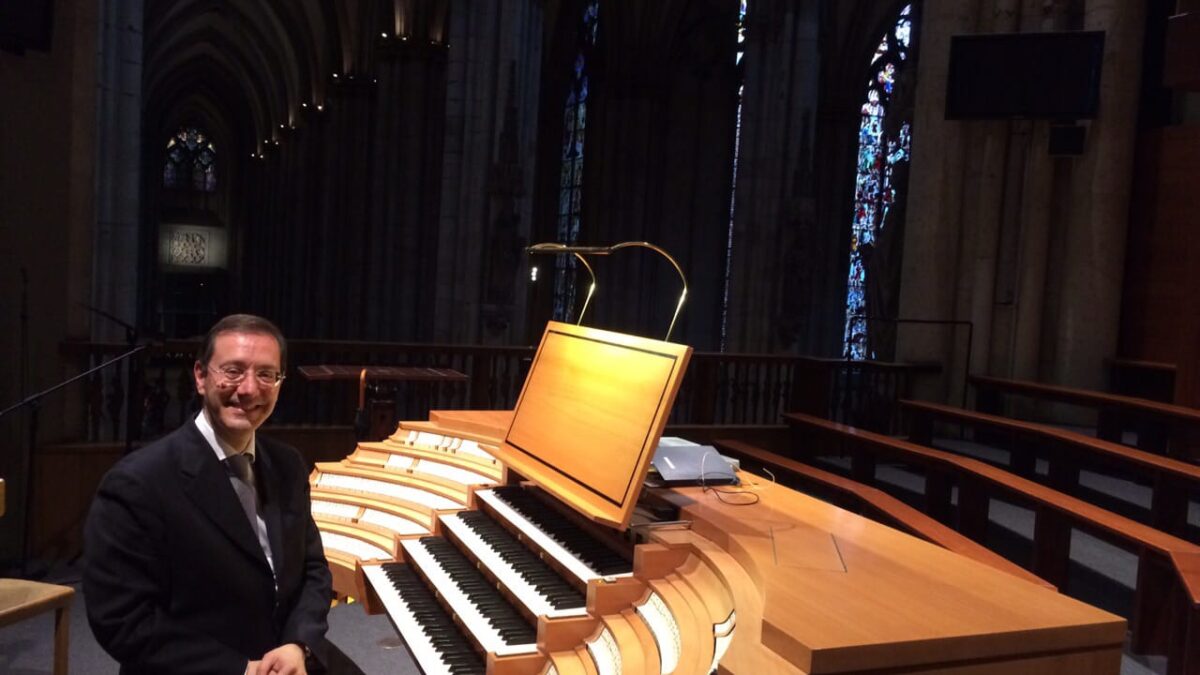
xmin=259 ymin=643 xmax=307 ymax=675
xmin=245 ymin=661 xmax=261 ymax=675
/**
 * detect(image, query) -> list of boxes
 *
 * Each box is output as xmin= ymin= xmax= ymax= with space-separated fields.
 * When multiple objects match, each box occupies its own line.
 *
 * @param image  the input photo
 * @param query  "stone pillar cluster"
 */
xmin=899 ymin=0 xmax=1145 ymax=408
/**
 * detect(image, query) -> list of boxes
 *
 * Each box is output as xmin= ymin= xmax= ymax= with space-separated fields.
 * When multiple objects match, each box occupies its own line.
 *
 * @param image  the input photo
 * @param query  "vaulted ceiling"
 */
xmin=142 ymin=0 xmax=377 ymax=155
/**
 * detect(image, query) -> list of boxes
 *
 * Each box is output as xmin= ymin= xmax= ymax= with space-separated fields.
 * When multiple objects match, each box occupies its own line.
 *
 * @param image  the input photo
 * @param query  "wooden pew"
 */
xmin=1109 ymin=358 xmax=1177 ymax=404
xmin=710 ymin=438 xmax=1053 ymax=589
xmin=902 ymin=399 xmax=1200 ymax=538
xmin=969 ymin=374 xmax=1200 ymax=458
xmin=785 ymin=411 xmax=1200 ymax=673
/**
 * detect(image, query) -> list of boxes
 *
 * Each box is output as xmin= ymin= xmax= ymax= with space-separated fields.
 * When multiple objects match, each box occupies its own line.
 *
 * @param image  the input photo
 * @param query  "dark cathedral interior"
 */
xmin=2 ymin=0 xmax=1200 ymax=673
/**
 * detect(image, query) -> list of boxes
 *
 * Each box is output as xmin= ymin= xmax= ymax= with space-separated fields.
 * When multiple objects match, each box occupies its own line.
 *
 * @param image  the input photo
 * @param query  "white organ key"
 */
xmin=439 ymin=513 xmax=587 ymax=619
xmin=455 ymin=440 xmax=495 ymax=461
xmin=318 ymin=531 xmax=390 ymax=561
xmin=315 ymin=473 xmax=460 ymax=510
xmin=401 ymin=539 xmax=539 ymax=657
xmin=477 ymin=489 xmax=620 ymax=584
xmin=386 ymin=454 xmax=415 ymax=470
xmin=311 ymin=500 xmax=360 ymax=519
xmin=414 ymin=460 xmax=495 ymax=486
xmin=360 ymin=565 xmax=454 ymax=675
xmin=359 ymin=509 xmax=429 ymax=536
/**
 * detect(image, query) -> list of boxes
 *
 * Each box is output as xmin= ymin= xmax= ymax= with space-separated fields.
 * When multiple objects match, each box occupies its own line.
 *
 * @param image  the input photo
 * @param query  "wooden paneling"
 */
xmin=1122 ymin=126 xmax=1200 ymax=410
xmin=1165 ymin=12 xmax=1200 ymax=90
xmin=31 ymin=443 xmax=123 ymax=559
xmin=260 ymin=425 xmax=356 ymax=466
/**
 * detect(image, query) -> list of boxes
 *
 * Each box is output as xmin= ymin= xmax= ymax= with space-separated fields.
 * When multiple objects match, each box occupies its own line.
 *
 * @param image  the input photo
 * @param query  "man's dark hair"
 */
xmin=196 ymin=314 xmax=288 ymax=371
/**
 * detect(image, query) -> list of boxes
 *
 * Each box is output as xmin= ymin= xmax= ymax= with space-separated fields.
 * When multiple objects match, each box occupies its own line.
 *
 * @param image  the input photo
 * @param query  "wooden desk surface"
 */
xmin=652 ymin=474 xmax=1126 ymax=674
xmin=297 ymin=365 xmax=468 ymax=382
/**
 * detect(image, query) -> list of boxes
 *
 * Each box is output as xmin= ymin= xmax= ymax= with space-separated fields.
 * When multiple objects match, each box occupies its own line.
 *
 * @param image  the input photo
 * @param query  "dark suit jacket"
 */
xmin=84 ymin=421 xmax=332 ymax=674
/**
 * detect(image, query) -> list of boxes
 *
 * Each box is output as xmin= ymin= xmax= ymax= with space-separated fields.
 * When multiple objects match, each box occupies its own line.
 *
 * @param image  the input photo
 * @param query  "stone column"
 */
xmin=435 ymin=0 xmax=543 ymax=345
xmin=724 ymin=0 xmax=821 ymax=353
xmin=897 ymin=0 xmax=979 ymax=402
xmin=93 ymin=0 xmax=144 ymax=342
xmin=1047 ymin=0 xmax=1144 ymax=391
xmin=1006 ymin=0 xmax=1073 ymax=383
xmin=434 ymin=0 xmax=542 ymax=343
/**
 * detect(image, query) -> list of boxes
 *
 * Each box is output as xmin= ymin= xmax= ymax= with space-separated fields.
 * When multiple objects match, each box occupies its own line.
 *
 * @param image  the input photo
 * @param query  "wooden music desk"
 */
xmin=648 ymin=472 xmax=1126 ymax=674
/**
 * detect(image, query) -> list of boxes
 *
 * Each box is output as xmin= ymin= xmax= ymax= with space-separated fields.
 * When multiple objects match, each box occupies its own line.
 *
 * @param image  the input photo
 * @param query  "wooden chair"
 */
xmin=0 ymin=579 xmax=74 ymax=675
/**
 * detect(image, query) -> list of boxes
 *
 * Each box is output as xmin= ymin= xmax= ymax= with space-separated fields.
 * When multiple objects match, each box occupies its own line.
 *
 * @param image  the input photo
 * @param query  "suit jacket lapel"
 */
xmin=255 ymin=440 xmax=286 ymax=583
xmin=178 ymin=423 xmax=274 ymax=575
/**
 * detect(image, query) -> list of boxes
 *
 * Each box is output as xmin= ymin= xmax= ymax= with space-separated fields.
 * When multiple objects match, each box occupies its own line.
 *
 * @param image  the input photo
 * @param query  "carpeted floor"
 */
xmin=0 ymin=570 xmax=423 ymax=675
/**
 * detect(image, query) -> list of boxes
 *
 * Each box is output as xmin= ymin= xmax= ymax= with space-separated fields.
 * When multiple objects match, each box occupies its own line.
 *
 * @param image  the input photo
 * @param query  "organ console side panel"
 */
xmin=310 ymin=322 xmax=1126 ymax=675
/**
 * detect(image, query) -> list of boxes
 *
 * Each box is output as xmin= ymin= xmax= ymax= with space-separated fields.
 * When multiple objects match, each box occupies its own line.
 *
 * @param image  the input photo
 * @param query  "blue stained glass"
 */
xmin=878 ymin=63 xmax=896 ymax=93
xmin=164 ymin=127 xmax=217 ymax=192
xmin=843 ymin=4 xmax=915 ymax=360
xmin=720 ymin=0 xmax=751 ymax=351
xmin=553 ymin=0 xmax=600 ymax=322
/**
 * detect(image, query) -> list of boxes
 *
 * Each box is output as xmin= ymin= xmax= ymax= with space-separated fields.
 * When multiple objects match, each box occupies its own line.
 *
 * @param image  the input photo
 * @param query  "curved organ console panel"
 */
xmin=311 ymin=323 xmax=1126 ymax=675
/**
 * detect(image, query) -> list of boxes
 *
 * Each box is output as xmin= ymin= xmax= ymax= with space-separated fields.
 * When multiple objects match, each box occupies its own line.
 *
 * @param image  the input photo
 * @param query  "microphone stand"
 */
xmin=0 ymin=344 xmax=150 ymax=577
xmin=1 ymin=293 xmax=145 ymax=578
xmin=77 ymin=302 xmax=142 ymax=455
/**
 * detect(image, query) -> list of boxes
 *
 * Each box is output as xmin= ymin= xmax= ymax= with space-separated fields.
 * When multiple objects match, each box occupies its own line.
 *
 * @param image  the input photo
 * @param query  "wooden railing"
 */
xmin=60 ymin=340 xmax=941 ymax=443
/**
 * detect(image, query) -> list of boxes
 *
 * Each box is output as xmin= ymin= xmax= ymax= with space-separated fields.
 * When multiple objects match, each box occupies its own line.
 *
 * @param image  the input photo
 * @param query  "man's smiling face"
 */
xmin=193 ymin=331 xmax=283 ymax=450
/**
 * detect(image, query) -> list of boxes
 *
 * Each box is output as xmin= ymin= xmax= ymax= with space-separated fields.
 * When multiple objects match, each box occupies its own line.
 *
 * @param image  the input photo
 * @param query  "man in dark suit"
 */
xmin=84 ymin=314 xmax=332 ymax=674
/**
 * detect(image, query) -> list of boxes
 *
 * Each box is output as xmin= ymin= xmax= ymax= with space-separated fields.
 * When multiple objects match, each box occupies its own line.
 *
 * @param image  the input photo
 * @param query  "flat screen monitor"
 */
xmin=945 ymin=31 xmax=1105 ymax=120
xmin=0 ymin=1 xmax=54 ymax=53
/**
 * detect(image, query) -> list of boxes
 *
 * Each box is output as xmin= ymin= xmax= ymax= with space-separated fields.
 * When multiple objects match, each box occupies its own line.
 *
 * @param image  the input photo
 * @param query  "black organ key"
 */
xmin=492 ymin=486 xmax=632 ymax=576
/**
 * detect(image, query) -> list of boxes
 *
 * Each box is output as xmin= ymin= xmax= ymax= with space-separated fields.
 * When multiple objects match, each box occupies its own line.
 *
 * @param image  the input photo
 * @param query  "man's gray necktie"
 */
xmin=225 ymin=453 xmax=259 ymax=523
xmin=224 ymin=452 xmax=274 ymax=576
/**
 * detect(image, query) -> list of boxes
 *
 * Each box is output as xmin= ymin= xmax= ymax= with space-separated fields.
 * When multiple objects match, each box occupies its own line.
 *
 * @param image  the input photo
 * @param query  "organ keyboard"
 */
xmin=311 ymin=323 xmax=1127 ymax=674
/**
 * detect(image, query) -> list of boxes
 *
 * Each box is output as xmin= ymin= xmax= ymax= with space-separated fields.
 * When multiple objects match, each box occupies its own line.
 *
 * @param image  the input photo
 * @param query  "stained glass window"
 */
xmin=553 ymin=1 xmax=600 ymax=321
xmin=842 ymin=4 xmax=915 ymax=359
xmin=720 ymin=0 xmax=748 ymax=352
xmin=163 ymin=127 xmax=217 ymax=193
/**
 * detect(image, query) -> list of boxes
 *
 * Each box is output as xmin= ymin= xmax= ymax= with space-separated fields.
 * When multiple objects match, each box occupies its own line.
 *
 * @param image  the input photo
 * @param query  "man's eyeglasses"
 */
xmin=207 ymin=364 xmax=286 ymax=388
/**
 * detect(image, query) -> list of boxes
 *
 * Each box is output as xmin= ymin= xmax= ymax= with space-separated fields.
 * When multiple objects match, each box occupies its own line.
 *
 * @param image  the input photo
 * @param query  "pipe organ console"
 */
xmin=310 ymin=323 xmax=1126 ymax=675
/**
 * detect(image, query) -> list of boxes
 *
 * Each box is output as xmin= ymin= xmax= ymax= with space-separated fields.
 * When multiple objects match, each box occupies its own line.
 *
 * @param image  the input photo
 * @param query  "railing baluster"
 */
xmin=62 ymin=342 xmax=941 ymax=436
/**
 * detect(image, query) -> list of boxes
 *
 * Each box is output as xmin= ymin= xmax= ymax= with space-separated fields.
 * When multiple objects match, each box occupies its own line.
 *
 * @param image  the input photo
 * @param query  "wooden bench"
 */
xmin=970 ymin=374 xmax=1200 ymax=458
xmin=902 ymin=399 xmax=1200 ymax=538
xmin=785 ymin=411 xmax=1200 ymax=673
xmin=1109 ymin=358 xmax=1177 ymax=404
xmin=710 ymin=438 xmax=1052 ymax=589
